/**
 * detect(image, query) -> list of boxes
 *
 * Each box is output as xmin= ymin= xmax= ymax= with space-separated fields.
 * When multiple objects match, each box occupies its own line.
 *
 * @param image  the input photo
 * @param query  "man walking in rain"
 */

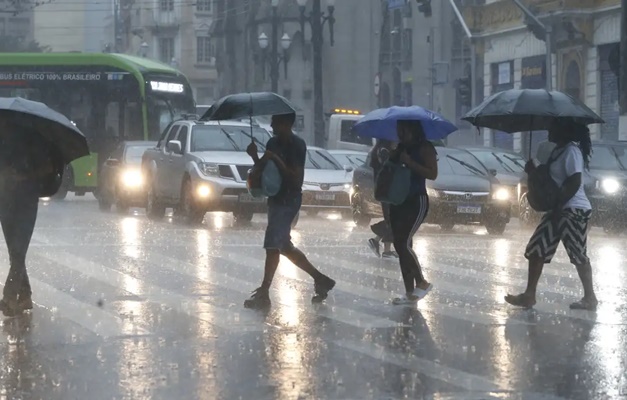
xmin=0 ymin=115 xmax=59 ymax=317
xmin=244 ymin=112 xmax=336 ymax=309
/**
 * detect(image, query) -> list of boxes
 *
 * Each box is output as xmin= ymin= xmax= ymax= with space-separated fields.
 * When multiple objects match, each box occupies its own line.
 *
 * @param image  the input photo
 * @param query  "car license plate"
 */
xmin=457 ymin=205 xmax=481 ymax=214
xmin=239 ymin=193 xmax=265 ymax=203
xmin=315 ymin=193 xmax=336 ymax=201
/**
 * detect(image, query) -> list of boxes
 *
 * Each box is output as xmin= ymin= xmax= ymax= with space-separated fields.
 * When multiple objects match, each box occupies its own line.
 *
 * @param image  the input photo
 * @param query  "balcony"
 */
xmin=148 ymin=7 xmax=181 ymax=33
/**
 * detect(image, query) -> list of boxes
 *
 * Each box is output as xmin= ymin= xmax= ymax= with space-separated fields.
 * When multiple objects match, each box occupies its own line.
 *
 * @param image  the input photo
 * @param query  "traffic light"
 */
xmin=416 ymin=0 xmax=432 ymax=17
xmin=457 ymin=77 xmax=471 ymax=107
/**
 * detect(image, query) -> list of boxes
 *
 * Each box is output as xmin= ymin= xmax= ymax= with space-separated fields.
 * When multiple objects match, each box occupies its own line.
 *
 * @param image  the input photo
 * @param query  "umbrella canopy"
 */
xmin=352 ymin=106 xmax=458 ymax=141
xmin=0 ymin=97 xmax=89 ymax=164
xmin=201 ymin=92 xmax=298 ymax=121
xmin=462 ymin=89 xmax=604 ymax=133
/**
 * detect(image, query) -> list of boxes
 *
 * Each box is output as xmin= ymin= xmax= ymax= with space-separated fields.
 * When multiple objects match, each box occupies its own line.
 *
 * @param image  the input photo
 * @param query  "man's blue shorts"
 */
xmin=264 ymin=195 xmax=301 ymax=251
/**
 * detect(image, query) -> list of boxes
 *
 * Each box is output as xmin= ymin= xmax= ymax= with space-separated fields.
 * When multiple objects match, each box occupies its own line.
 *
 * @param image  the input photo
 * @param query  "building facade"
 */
xmin=122 ymin=0 xmax=218 ymax=105
xmin=0 ymin=0 xmax=34 ymax=44
xmin=33 ymin=0 xmax=111 ymax=52
xmin=462 ymin=0 xmax=622 ymax=156
xmin=211 ymin=0 xmax=381 ymax=145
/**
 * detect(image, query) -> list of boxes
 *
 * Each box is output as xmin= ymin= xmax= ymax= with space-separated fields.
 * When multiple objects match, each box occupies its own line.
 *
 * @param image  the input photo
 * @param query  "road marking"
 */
xmin=333 ymin=338 xmax=506 ymax=393
xmin=34 ymin=249 xmax=266 ymax=334
xmin=146 ymin=251 xmax=406 ymax=331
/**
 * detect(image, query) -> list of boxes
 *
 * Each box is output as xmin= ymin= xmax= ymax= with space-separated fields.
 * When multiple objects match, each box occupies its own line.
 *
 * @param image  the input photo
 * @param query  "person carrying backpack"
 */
xmin=505 ymin=120 xmax=598 ymax=311
xmin=367 ymin=139 xmax=398 ymax=258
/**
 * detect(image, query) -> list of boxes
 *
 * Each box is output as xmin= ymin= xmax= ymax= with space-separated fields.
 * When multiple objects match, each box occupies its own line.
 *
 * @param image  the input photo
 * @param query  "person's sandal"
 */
xmin=504 ymin=293 xmax=536 ymax=309
xmin=570 ymin=298 xmax=598 ymax=311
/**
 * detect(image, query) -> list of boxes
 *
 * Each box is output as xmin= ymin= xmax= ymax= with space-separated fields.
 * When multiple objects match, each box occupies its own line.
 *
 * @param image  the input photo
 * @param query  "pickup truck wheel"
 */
xmin=486 ymin=220 xmax=507 ymax=235
xmin=98 ymin=197 xmax=111 ymax=212
xmin=351 ymin=193 xmax=371 ymax=227
xmin=146 ymin=183 xmax=165 ymax=220
xmin=233 ymin=211 xmax=254 ymax=223
xmin=519 ymin=194 xmax=538 ymax=227
xmin=180 ymin=180 xmax=205 ymax=225
xmin=603 ymin=222 xmax=624 ymax=235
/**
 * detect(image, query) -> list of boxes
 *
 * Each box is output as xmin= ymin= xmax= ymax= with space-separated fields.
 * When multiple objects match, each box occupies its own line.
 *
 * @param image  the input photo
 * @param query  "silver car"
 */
xmin=142 ymin=119 xmax=272 ymax=224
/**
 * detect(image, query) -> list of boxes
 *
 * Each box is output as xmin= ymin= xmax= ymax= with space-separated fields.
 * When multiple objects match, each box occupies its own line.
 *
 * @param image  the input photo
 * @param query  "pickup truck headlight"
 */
xmin=600 ymin=178 xmax=620 ymax=194
xmin=492 ymin=186 xmax=510 ymax=201
xmin=121 ymin=169 xmax=143 ymax=188
xmin=198 ymin=162 xmax=219 ymax=176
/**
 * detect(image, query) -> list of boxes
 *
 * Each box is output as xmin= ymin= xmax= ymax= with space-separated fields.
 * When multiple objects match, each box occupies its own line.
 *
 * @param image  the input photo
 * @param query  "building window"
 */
xmin=196 ymin=36 xmax=213 ymax=63
xmin=159 ymin=37 xmax=174 ymax=63
xmin=160 ymin=0 xmax=174 ymax=11
xmin=197 ymin=0 xmax=212 ymax=12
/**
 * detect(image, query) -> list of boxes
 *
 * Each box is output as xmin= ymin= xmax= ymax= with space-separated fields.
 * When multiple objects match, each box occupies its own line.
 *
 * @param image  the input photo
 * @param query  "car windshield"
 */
xmin=306 ymin=149 xmax=343 ymax=170
xmin=439 ymin=151 xmax=488 ymax=177
xmin=125 ymin=145 xmax=152 ymax=163
xmin=470 ymin=150 xmax=525 ymax=174
xmin=589 ymin=145 xmax=623 ymax=170
xmin=191 ymin=125 xmax=271 ymax=152
xmin=332 ymin=153 xmax=367 ymax=167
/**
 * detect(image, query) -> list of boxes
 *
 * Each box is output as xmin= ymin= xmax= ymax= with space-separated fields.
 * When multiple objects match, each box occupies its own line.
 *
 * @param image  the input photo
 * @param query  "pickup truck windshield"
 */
xmin=191 ymin=125 xmax=272 ymax=152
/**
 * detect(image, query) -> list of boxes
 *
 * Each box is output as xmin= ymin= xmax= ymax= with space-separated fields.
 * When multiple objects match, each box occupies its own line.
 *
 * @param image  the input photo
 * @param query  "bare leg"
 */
xmin=505 ymin=255 xmax=543 ymax=308
xmin=260 ymin=249 xmax=281 ymax=290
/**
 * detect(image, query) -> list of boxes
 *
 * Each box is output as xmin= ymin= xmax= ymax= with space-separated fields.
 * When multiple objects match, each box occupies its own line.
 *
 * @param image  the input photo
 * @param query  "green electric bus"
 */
xmin=0 ymin=53 xmax=196 ymax=198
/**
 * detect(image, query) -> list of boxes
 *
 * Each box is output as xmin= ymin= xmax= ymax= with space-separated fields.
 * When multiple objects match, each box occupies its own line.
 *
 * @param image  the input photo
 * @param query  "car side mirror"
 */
xmin=106 ymin=158 xmax=120 ymax=167
xmin=166 ymin=140 xmax=182 ymax=154
xmin=344 ymin=165 xmax=354 ymax=173
xmin=489 ymin=169 xmax=497 ymax=176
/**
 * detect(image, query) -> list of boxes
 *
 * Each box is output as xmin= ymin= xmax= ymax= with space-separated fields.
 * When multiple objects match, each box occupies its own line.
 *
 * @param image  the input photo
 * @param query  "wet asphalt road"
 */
xmin=0 ymin=196 xmax=626 ymax=400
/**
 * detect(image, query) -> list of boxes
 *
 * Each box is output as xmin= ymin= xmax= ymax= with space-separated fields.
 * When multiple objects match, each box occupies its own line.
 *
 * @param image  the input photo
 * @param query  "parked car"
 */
xmin=351 ymin=147 xmax=513 ymax=234
xmin=98 ymin=141 xmax=156 ymax=212
xmin=517 ymin=141 xmax=626 ymax=233
xmin=302 ymin=147 xmax=353 ymax=217
xmin=141 ymin=118 xmax=273 ymax=224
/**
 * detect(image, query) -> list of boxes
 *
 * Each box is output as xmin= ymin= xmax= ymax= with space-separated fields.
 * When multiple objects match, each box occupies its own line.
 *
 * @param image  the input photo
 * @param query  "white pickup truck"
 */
xmin=141 ymin=118 xmax=273 ymax=224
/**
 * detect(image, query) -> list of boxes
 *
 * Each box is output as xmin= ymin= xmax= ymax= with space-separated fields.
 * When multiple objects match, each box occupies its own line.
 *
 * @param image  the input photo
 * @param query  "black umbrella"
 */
xmin=200 ymin=92 xmax=298 ymax=121
xmin=462 ymin=89 xmax=604 ymax=133
xmin=0 ymin=97 xmax=89 ymax=164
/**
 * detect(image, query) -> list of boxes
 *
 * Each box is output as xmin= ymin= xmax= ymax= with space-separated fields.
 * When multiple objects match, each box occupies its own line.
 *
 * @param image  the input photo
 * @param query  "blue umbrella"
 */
xmin=352 ymin=106 xmax=458 ymax=141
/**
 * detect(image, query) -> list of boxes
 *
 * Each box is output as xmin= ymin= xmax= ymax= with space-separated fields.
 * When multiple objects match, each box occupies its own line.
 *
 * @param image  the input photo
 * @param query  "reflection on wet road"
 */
xmin=1 ymin=197 xmax=626 ymax=399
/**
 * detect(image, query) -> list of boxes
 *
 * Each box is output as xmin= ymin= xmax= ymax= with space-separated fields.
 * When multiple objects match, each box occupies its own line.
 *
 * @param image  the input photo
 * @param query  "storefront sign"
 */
xmin=149 ymin=81 xmax=184 ymax=93
xmin=521 ymin=56 xmax=546 ymax=89
xmin=0 ymin=72 xmax=104 ymax=81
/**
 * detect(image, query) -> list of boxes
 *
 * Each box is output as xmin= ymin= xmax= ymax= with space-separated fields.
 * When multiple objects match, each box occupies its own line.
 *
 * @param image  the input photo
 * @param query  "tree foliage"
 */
xmin=0 ymin=36 xmax=50 ymax=52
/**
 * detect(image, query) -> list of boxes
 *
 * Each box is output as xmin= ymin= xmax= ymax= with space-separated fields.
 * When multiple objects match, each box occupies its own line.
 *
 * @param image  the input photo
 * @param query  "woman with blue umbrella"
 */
xmin=353 ymin=106 xmax=457 ymax=304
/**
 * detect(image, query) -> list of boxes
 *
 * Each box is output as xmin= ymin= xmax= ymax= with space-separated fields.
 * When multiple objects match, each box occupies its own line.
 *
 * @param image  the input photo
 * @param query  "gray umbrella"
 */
xmin=0 ymin=97 xmax=89 ymax=164
xmin=462 ymin=89 xmax=604 ymax=133
xmin=200 ymin=92 xmax=298 ymax=121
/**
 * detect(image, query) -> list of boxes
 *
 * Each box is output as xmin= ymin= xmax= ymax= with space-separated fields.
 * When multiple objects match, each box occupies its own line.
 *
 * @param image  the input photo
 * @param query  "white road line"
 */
xmin=34 ymin=250 xmax=266 ymax=333
xmin=145 ymin=251 xmax=406 ymax=330
xmin=333 ymin=338 xmax=506 ymax=393
xmin=217 ymin=252 xmax=531 ymax=327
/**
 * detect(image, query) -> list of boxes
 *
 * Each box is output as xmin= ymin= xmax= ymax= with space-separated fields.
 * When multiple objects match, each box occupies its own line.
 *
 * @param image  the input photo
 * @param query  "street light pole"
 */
xmin=311 ymin=0 xmax=325 ymax=147
xmin=270 ymin=1 xmax=279 ymax=93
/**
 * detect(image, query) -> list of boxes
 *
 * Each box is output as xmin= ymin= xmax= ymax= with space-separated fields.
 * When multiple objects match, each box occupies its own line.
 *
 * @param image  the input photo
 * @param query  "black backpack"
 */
xmin=527 ymin=147 xmax=567 ymax=212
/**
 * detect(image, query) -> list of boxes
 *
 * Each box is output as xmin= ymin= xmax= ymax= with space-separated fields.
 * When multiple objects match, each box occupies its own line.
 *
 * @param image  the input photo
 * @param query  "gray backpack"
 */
xmin=527 ymin=147 xmax=566 ymax=212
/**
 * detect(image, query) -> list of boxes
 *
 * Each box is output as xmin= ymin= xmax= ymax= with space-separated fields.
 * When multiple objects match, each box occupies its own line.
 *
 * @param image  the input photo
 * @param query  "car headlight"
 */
xmin=426 ymin=188 xmax=439 ymax=198
xmin=601 ymin=178 xmax=620 ymax=194
xmin=492 ymin=186 xmax=510 ymax=201
xmin=198 ymin=162 xmax=219 ymax=176
xmin=196 ymin=184 xmax=211 ymax=198
xmin=121 ymin=169 xmax=143 ymax=187
xmin=343 ymin=183 xmax=351 ymax=190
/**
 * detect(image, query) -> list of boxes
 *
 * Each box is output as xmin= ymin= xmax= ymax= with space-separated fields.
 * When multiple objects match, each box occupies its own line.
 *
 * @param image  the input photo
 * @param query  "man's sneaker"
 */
xmin=367 ymin=238 xmax=381 ymax=257
xmin=382 ymin=251 xmax=399 ymax=259
xmin=243 ymin=288 xmax=271 ymax=310
xmin=312 ymin=276 xmax=336 ymax=303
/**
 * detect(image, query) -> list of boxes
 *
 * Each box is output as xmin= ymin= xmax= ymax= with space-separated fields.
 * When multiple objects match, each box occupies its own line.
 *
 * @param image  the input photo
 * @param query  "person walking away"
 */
xmin=0 ymin=118 xmax=59 ymax=316
xmin=505 ymin=120 xmax=598 ymax=311
xmin=244 ymin=113 xmax=336 ymax=309
xmin=367 ymin=139 xmax=398 ymax=259
xmin=388 ymin=120 xmax=438 ymax=305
